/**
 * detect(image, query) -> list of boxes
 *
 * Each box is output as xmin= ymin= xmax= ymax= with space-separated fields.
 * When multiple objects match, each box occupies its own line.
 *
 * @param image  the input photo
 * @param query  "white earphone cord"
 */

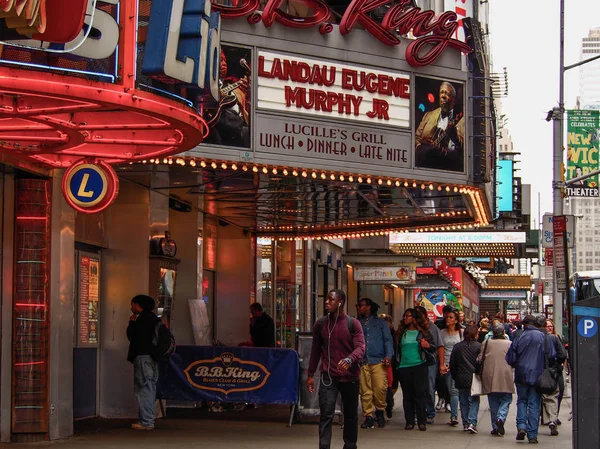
xmin=321 ymin=307 xmax=340 ymax=387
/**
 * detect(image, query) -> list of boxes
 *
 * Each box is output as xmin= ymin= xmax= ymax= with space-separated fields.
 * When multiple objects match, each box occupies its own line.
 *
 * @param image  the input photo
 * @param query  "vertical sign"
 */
xmin=78 ymin=254 xmax=100 ymax=346
xmin=567 ymin=110 xmax=600 ymax=197
xmin=553 ymin=216 xmax=568 ymax=292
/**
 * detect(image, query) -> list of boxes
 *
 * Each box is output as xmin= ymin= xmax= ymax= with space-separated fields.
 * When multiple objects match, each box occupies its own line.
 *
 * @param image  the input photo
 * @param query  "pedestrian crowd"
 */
xmin=307 ymin=290 xmax=568 ymax=449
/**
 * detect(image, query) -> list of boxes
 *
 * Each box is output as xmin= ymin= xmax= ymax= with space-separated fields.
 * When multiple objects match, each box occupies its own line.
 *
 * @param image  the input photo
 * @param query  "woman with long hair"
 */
xmin=439 ymin=310 xmax=463 ymax=426
xmin=396 ymin=308 xmax=436 ymax=431
xmin=449 ymin=324 xmax=482 ymax=433
xmin=479 ymin=323 xmax=514 ymax=436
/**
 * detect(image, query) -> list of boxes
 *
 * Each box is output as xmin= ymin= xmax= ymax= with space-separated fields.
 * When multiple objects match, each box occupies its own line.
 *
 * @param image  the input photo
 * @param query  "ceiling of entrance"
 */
xmin=116 ymin=163 xmax=485 ymax=239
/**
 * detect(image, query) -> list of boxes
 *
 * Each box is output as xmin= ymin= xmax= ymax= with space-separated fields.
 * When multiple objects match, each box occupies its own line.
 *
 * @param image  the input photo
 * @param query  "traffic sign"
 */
xmin=577 ymin=317 xmax=598 ymax=338
xmin=62 ymin=160 xmax=119 ymax=214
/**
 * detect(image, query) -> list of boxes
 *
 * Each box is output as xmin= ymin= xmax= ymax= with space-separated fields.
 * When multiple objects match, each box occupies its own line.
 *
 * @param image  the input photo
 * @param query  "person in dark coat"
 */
xmin=449 ymin=324 xmax=482 ymax=433
xmin=249 ymin=303 xmax=275 ymax=347
xmin=127 ymin=294 xmax=161 ymax=431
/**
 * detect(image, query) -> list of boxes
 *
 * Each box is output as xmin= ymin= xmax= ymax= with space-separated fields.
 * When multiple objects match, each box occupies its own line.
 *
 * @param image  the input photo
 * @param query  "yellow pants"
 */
xmin=359 ymin=363 xmax=388 ymax=417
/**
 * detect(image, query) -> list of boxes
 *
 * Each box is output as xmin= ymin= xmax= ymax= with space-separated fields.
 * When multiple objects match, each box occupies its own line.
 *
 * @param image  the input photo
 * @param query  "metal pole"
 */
xmin=551 ymin=0 xmax=565 ymax=335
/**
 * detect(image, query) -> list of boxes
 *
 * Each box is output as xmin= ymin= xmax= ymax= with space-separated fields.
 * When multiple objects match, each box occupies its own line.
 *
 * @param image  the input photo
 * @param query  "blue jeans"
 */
xmin=425 ymin=361 xmax=438 ymax=418
xmin=318 ymin=377 xmax=359 ymax=449
xmin=133 ymin=355 xmax=159 ymax=427
xmin=458 ymin=388 xmax=480 ymax=426
xmin=443 ymin=373 xmax=459 ymax=420
xmin=488 ymin=393 xmax=512 ymax=429
xmin=516 ymin=383 xmax=542 ymax=440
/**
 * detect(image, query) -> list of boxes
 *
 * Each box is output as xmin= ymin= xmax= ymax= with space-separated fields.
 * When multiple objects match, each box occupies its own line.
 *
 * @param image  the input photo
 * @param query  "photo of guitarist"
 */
xmin=203 ymin=46 xmax=251 ymax=148
xmin=415 ymin=80 xmax=465 ymax=172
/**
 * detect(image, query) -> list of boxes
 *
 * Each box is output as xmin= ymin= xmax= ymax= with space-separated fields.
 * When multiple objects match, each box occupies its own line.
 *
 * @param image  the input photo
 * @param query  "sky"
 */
xmin=489 ymin=0 xmax=600 ymax=227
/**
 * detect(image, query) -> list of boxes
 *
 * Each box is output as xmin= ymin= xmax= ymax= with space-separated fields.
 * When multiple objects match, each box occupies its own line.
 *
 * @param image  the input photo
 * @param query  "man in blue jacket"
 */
xmin=356 ymin=298 xmax=394 ymax=428
xmin=506 ymin=314 xmax=557 ymax=444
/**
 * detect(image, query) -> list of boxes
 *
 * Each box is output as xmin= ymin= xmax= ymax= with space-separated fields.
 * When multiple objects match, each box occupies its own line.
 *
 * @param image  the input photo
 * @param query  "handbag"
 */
xmin=474 ymin=340 xmax=489 ymax=376
xmin=535 ymin=335 xmax=558 ymax=394
xmin=419 ymin=331 xmax=436 ymax=366
xmin=471 ymin=373 xmax=483 ymax=396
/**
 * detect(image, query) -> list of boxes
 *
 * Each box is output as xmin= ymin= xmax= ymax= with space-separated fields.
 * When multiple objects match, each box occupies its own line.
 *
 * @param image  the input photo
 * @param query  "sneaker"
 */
xmin=490 ymin=429 xmax=500 ymax=436
xmin=418 ymin=424 xmax=427 ymax=431
xmin=405 ymin=424 xmax=415 ymax=430
xmin=496 ymin=418 xmax=505 ymax=436
xmin=467 ymin=424 xmax=478 ymax=434
xmin=549 ymin=422 xmax=559 ymax=436
xmin=516 ymin=429 xmax=527 ymax=441
xmin=131 ymin=423 xmax=154 ymax=431
xmin=435 ymin=398 xmax=445 ymax=411
xmin=426 ymin=416 xmax=435 ymax=425
xmin=448 ymin=418 xmax=459 ymax=427
xmin=361 ymin=416 xmax=374 ymax=429
xmin=445 ymin=404 xmax=451 ymax=413
xmin=528 ymin=438 xmax=539 ymax=444
xmin=463 ymin=425 xmax=469 ymax=431
xmin=375 ymin=410 xmax=385 ymax=428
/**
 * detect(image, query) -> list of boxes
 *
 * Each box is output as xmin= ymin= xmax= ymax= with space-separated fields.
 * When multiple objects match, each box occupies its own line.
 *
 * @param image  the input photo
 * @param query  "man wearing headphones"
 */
xmin=307 ymin=289 xmax=365 ymax=449
xmin=356 ymin=297 xmax=394 ymax=428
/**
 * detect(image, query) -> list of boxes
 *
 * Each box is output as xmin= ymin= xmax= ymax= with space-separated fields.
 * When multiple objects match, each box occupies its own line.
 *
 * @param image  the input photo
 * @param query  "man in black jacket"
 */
xmin=127 ymin=295 xmax=160 ymax=430
xmin=249 ymin=303 xmax=276 ymax=347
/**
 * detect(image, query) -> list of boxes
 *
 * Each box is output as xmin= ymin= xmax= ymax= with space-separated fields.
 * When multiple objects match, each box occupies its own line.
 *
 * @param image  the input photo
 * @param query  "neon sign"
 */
xmin=213 ymin=0 xmax=472 ymax=67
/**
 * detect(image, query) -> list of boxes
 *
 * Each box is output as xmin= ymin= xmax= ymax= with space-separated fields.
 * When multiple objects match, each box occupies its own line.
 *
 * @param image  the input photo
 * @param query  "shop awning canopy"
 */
xmin=117 ymin=159 xmax=490 ymax=239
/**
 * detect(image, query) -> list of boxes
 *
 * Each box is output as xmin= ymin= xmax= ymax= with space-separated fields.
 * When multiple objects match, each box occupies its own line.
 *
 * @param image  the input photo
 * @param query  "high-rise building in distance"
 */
xmin=580 ymin=27 xmax=600 ymax=110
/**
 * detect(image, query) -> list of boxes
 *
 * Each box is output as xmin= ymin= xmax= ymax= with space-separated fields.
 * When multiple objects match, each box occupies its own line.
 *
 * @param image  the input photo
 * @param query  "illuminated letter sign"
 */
xmin=142 ymin=0 xmax=221 ymax=101
xmin=62 ymin=160 xmax=119 ymax=214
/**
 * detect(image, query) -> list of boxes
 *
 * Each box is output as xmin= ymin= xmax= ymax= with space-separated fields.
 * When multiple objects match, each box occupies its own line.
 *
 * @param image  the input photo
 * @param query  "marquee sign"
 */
xmin=257 ymin=51 xmax=410 ymax=127
xmin=214 ymin=0 xmax=472 ymax=67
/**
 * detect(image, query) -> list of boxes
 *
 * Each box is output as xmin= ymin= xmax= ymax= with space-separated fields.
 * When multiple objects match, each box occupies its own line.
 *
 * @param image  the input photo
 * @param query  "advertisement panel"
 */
xmin=353 ymin=266 xmax=415 ymax=283
xmin=414 ymin=289 xmax=462 ymax=318
xmin=200 ymin=45 xmax=252 ymax=148
xmin=497 ymin=160 xmax=514 ymax=212
xmin=414 ymin=76 xmax=465 ymax=172
xmin=0 ymin=1 xmax=120 ymax=81
xmin=567 ymin=110 xmax=599 ymax=197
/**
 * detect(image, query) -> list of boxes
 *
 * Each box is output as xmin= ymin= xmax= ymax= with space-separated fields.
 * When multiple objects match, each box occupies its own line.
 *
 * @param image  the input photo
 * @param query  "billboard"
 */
xmin=414 ymin=76 xmax=465 ymax=172
xmin=497 ymin=160 xmax=514 ymax=212
xmin=201 ymin=45 xmax=252 ymax=149
xmin=567 ymin=110 xmax=600 ymax=197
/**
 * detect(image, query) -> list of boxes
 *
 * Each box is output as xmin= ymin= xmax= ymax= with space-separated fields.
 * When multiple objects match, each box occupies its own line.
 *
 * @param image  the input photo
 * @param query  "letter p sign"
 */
xmin=577 ymin=317 xmax=598 ymax=338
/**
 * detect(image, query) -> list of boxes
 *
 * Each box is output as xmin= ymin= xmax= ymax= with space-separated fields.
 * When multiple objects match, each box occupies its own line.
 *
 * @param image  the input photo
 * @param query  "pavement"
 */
xmin=0 ymin=394 xmax=572 ymax=448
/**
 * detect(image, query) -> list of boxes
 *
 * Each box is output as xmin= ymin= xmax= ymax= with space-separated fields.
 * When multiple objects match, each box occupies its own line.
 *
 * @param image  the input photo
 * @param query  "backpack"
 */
xmin=316 ymin=315 xmax=356 ymax=337
xmin=151 ymin=321 xmax=176 ymax=361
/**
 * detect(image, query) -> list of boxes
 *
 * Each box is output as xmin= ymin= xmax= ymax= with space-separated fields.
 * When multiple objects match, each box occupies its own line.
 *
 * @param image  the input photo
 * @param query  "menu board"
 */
xmin=78 ymin=254 xmax=100 ymax=346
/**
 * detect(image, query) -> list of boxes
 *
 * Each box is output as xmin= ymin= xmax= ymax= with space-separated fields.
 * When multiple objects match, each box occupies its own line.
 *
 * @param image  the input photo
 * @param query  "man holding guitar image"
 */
xmin=203 ymin=48 xmax=251 ymax=148
xmin=415 ymin=81 xmax=465 ymax=172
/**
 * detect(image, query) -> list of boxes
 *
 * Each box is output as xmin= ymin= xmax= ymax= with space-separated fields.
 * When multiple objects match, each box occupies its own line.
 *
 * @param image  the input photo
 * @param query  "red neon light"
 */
xmin=14 ymin=361 xmax=45 ymax=367
xmin=16 ymin=216 xmax=47 ymax=220
xmin=15 ymin=303 xmax=47 ymax=308
xmin=217 ymin=0 xmax=471 ymax=67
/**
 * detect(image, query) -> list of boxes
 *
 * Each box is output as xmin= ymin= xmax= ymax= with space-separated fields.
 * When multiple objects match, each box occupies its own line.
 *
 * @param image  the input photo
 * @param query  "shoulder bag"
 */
xmin=535 ymin=335 xmax=558 ymax=394
xmin=474 ymin=340 xmax=489 ymax=376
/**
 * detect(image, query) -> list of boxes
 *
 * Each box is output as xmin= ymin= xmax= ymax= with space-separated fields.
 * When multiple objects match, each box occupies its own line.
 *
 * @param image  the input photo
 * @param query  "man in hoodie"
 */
xmin=506 ymin=314 xmax=557 ymax=444
xmin=307 ymin=289 xmax=366 ymax=449
xmin=127 ymin=294 xmax=161 ymax=431
xmin=356 ymin=297 xmax=393 ymax=428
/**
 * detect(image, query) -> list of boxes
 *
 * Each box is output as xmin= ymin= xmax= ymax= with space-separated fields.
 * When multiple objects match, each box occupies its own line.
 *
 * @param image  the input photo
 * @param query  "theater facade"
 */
xmin=0 ymin=0 xmax=495 ymax=441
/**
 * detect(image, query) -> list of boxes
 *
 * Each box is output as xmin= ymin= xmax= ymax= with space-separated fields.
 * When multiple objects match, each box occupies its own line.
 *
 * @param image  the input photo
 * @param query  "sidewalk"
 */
xmin=0 ymin=396 xmax=572 ymax=448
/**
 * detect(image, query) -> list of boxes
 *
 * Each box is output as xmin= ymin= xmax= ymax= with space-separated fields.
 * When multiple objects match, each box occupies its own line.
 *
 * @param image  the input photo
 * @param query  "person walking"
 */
xmin=379 ymin=314 xmax=398 ymax=419
xmin=127 ymin=294 xmax=161 ymax=431
xmin=396 ymin=308 xmax=436 ymax=431
xmin=357 ymin=298 xmax=394 ymax=429
xmin=439 ymin=309 xmax=463 ymax=426
xmin=307 ymin=289 xmax=365 ymax=449
xmin=449 ymin=324 xmax=481 ymax=433
xmin=540 ymin=317 xmax=568 ymax=436
xmin=506 ymin=315 xmax=557 ymax=444
xmin=479 ymin=323 xmax=515 ymax=437
xmin=415 ymin=305 xmax=443 ymax=424
xmin=477 ymin=318 xmax=490 ymax=343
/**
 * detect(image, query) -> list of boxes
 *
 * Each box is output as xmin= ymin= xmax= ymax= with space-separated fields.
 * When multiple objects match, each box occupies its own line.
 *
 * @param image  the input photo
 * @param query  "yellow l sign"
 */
xmin=77 ymin=173 xmax=95 ymax=198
